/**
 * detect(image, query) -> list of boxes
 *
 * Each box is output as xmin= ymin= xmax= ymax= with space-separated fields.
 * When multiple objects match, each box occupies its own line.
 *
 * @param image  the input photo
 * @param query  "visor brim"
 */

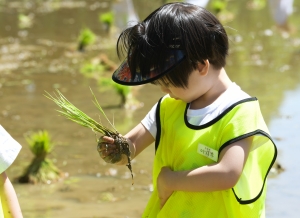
xmin=112 ymin=49 xmax=186 ymax=86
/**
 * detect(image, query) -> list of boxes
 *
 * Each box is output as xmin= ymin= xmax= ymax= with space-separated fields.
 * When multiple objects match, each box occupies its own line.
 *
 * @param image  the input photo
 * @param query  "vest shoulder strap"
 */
xmin=155 ymin=97 xmax=163 ymax=153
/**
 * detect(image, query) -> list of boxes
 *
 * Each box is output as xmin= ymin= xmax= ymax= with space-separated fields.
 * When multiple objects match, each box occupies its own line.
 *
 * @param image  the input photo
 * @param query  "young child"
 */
xmin=0 ymin=125 xmax=23 ymax=218
xmin=99 ymin=3 xmax=277 ymax=217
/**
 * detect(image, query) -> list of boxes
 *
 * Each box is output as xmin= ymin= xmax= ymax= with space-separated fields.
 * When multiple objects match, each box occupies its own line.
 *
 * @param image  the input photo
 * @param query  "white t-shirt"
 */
xmin=141 ymin=83 xmax=250 ymax=138
xmin=0 ymin=125 xmax=22 ymax=173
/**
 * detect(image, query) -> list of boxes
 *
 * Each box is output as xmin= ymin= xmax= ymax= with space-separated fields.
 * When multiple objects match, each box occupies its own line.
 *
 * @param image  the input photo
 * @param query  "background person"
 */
xmin=0 ymin=125 xmax=23 ymax=218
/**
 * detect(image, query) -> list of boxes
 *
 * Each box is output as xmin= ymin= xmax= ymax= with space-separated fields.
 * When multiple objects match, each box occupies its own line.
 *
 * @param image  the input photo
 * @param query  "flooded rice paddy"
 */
xmin=0 ymin=0 xmax=300 ymax=217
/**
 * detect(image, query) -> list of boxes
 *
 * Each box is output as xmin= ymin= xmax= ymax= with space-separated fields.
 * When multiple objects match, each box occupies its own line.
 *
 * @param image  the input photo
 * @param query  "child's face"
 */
xmin=158 ymin=67 xmax=210 ymax=103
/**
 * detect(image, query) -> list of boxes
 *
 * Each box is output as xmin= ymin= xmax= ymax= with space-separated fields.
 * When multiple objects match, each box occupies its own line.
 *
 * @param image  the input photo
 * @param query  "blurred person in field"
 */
xmin=268 ymin=0 xmax=294 ymax=33
xmin=0 ymin=125 xmax=23 ymax=218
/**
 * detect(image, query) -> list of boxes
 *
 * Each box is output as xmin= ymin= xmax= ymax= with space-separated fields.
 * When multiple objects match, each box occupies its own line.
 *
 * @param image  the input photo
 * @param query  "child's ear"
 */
xmin=197 ymin=59 xmax=210 ymax=76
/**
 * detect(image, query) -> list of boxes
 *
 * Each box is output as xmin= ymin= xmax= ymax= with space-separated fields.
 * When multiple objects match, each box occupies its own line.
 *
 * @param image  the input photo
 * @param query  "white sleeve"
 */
xmin=141 ymin=103 xmax=158 ymax=139
xmin=0 ymin=125 xmax=22 ymax=173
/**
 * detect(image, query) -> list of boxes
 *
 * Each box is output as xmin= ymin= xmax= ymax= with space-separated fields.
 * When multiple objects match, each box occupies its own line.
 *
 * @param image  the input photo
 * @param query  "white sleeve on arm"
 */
xmin=0 ymin=125 xmax=22 ymax=173
xmin=141 ymin=103 xmax=158 ymax=139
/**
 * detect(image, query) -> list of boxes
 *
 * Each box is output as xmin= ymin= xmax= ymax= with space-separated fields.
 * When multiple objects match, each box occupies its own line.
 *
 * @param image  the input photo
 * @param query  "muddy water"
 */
xmin=0 ymin=0 xmax=300 ymax=217
xmin=267 ymin=85 xmax=300 ymax=218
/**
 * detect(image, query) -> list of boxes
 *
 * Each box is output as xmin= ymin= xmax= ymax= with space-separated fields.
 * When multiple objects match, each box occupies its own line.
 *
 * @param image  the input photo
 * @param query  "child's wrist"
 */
xmin=163 ymin=168 xmax=179 ymax=191
xmin=170 ymin=171 xmax=180 ymax=191
xmin=127 ymin=138 xmax=136 ymax=160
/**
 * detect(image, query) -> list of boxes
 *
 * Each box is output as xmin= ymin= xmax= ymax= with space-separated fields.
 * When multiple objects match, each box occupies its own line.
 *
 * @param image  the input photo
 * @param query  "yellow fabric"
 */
xmin=0 ymin=197 xmax=4 ymax=218
xmin=142 ymin=95 xmax=276 ymax=218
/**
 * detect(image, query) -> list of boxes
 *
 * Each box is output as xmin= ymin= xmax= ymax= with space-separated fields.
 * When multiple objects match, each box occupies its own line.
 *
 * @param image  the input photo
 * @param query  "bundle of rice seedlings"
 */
xmin=18 ymin=130 xmax=63 ymax=184
xmin=44 ymin=88 xmax=133 ymax=184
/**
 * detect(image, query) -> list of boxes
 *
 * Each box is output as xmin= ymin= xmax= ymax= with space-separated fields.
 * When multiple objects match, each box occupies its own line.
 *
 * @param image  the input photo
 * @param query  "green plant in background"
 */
xmin=18 ymin=130 xmax=63 ymax=184
xmin=161 ymin=0 xmax=183 ymax=4
xmin=99 ymin=78 xmax=131 ymax=107
xmin=18 ymin=13 xmax=34 ymax=29
xmin=208 ymin=0 xmax=235 ymax=23
xmin=247 ymin=0 xmax=266 ymax=10
xmin=211 ymin=0 xmax=227 ymax=14
xmin=80 ymin=62 xmax=107 ymax=77
xmin=77 ymin=28 xmax=96 ymax=52
xmin=99 ymin=12 xmax=114 ymax=33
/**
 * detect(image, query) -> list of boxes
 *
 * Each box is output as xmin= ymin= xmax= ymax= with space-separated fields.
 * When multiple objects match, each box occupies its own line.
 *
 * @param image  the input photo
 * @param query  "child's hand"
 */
xmin=157 ymin=166 xmax=174 ymax=209
xmin=97 ymin=136 xmax=124 ymax=164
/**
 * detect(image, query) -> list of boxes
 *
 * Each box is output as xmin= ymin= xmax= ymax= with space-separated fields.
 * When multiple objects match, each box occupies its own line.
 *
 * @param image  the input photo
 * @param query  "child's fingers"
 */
xmin=99 ymin=135 xmax=114 ymax=144
xmin=98 ymin=142 xmax=117 ymax=151
xmin=99 ymin=144 xmax=119 ymax=156
xmin=97 ymin=141 xmax=121 ymax=164
xmin=99 ymin=149 xmax=121 ymax=164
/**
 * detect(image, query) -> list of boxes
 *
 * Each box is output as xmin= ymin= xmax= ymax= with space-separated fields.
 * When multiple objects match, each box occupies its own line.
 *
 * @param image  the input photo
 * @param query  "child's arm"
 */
xmin=0 ymin=172 xmax=23 ymax=218
xmin=99 ymin=123 xmax=155 ymax=165
xmin=157 ymin=137 xmax=252 ymax=208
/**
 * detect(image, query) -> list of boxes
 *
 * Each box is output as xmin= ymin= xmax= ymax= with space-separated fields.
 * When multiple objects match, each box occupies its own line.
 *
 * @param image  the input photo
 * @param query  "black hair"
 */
xmin=116 ymin=2 xmax=229 ymax=88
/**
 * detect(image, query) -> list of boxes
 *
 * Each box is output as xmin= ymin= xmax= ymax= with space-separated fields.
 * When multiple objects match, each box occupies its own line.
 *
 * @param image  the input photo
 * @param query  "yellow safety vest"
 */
xmin=143 ymin=95 xmax=277 ymax=218
xmin=0 ymin=198 xmax=4 ymax=218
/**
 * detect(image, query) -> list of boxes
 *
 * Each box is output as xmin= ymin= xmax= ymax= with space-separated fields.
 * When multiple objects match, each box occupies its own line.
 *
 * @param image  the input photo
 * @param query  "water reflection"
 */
xmin=267 ymin=85 xmax=300 ymax=218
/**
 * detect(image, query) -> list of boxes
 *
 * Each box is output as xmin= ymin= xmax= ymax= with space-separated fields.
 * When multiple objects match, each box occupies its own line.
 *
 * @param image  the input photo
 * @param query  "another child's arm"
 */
xmin=99 ymin=123 xmax=155 ymax=165
xmin=157 ymin=137 xmax=252 ymax=208
xmin=0 ymin=172 xmax=23 ymax=218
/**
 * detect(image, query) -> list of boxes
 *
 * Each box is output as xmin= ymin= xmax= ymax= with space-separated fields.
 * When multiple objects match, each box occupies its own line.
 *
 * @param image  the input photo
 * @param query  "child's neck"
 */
xmin=190 ymin=68 xmax=232 ymax=109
